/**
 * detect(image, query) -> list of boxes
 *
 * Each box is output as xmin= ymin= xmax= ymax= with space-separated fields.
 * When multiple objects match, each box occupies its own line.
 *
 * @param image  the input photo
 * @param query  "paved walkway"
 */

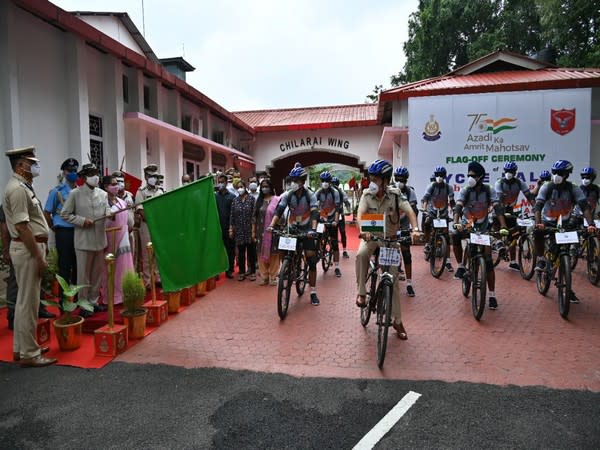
xmin=118 ymin=225 xmax=600 ymax=391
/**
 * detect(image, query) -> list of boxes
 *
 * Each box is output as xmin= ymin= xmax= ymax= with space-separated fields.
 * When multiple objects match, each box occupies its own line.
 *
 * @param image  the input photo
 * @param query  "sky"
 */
xmin=53 ymin=0 xmax=419 ymax=112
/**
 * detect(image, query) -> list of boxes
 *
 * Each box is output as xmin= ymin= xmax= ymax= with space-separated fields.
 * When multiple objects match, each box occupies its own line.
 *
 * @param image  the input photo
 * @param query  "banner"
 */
xmin=143 ymin=176 xmax=228 ymax=292
xmin=122 ymin=170 xmax=142 ymax=197
xmin=407 ymin=88 xmax=591 ymax=203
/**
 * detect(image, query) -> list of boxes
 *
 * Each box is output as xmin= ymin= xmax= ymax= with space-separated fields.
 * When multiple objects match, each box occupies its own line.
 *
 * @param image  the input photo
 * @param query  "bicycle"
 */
xmin=535 ymin=226 xmax=581 ymax=319
xmin=490 ymin=214 xmax=537 ymax=280
xmin=457 ymin=225 xmax=502 ymax=321
xmin=273 ymin=228 xmax=310 ymax=320
xmin=316 ymin=221 xmax=334 ymax=272
xmin=359 ymin=231 xmax=412 ymax=369
xmin=568 ymin=220 xmax=600 ymax=285
xmin=421 ymin=209 xmax=451 ymax=278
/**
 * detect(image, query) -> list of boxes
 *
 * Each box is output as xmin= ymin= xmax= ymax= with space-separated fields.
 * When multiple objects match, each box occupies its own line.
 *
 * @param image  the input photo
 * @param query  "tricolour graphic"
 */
xmin=481 ymin=117 xmax=517 ymax=134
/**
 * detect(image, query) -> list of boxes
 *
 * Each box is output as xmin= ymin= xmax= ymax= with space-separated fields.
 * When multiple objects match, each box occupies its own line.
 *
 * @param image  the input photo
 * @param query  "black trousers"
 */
xmin=55 ymin=227 xmax=77 ymax=285
xmin=338 ymin=216 xmax=347 ymax=248
xmin=222 ymin=232 xmax=236 ymax=273
xmin=237 ymin=242 xmax=256 ymax=274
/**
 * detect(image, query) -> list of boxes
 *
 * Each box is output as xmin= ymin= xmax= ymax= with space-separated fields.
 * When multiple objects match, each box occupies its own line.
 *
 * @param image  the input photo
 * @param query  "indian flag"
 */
xmin=360 ymin=213 xmax=385 ymax=233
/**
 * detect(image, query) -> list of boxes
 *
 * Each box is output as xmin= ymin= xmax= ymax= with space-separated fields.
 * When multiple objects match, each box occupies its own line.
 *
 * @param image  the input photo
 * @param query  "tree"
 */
xmin=365 ymin=84 xmax=384 ymax=103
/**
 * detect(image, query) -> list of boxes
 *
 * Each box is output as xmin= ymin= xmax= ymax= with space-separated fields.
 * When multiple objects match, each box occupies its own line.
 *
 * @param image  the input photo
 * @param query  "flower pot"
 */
xmin=53 ymin=315 xmax=84 ymax=351
xmin=196 ymin=281 xmax=206 ymax=296
xmin=181 ymin=287 xmax=195 ymax=306
xmin=166 ymin=291 xmax=181 ymax=313
xmin=122 ymin=308 xmax=147 ymax=339
xmin=206 ymin=278 xmax=216 ymax=291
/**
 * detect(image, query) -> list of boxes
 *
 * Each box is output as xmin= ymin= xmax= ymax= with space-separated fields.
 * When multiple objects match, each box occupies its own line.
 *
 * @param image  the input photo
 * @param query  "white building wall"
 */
xmin=78 ymin=16 xmax=145 ymax=57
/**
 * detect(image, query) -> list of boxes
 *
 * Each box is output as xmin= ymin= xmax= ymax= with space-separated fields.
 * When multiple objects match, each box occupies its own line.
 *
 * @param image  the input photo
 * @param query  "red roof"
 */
xmin=234 ymin=104 xmax=379 ymax=132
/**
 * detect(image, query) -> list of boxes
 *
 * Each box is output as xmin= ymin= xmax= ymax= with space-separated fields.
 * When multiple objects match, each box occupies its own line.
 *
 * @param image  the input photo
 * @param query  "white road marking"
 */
xmin=352 ymin=390 xmax=422 ymax=450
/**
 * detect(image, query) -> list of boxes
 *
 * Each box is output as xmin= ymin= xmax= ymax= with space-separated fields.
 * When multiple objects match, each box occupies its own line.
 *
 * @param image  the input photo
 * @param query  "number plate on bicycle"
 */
xmin=555 ymin=231 xmax=578 ymax=244
xmin=433 ymin=218 xmax=447 ymax=228
xmin=470 ymin=233 xmax=491 ymax=246
xmin=278 ymin=236 xmax=297 ymax=251
xmin=517 ymin=218 xmax=534 ymax=227
xmin=378 ymin=247 xmax=401 ymax=266
xmin=316 ymin=223 xmax=325 ymax=234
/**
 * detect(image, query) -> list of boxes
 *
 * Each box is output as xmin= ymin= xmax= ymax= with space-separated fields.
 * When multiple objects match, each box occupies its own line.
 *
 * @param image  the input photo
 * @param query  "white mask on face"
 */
xmin=290 ymin=182 xmax=299 ymax=192
xmin=117 ymin=181 xmax=125 ymax=190
xmin=237 ymin=187 xmax=246 ymax=195
xmin=86 ymin=175 xmax=99 ymax=188
xmin=249 ymin=182 xmax=258 ymax=192
xmin=147 ymin=177 xmax=157 ymax=186
xmin=217 ymin=183 xmax=225 ymax=190
xmin=552 ymin=174 xmax=563 ymax=184
xmin=368 ymin=181 xmax=379 ymax=195
xmin=396 ymin=181 xmax=405 ymax=189
xmin=30 ymin=162 xmax=41 ymax=178
xmin=467 ymin=176 xmax=477 ymax=188
xmin=582 ymin=178 xmax=591 ymax=186
xmin=435 ymin=176 xmax=444 ymax=184
xmin=505 ymin=172 xmax=514 ymax=180
xmin=322 ymin=182 xmax=330 ymax=189
xmin=261 ymin=187 xmax=271 ymax=195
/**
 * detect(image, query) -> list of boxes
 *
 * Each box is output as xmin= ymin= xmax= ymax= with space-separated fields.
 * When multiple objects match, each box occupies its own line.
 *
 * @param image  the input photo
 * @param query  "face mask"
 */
xmin=261 ymin=187 xmax=271 ymax=195
xmin=29 ymin=162 xmax=41 ymax=178
xmin=107 ymin=185 xmax=119 ymax=195
xmin=65 ymin=171 xmax=78 ymax=182
xmin=249 ymin=182 xmax=258 ymax=191
xmin=368 ymin=181 xmax=379 ymax=195
xmin=86 ymin=175 xmax=99 ymax=188
xmin=237 ymin=188 xmax=246 ymax=195
xmin=435 ymin=176 xmax=444 ymax=183
xmin=396 ymin=181 xmax=405 ymax=189
xmin=290 ymin=182 xmax=299 ymax=192
xmin=147 ymin=177 xmax=157 ymax=186
xmin=505 ymin=172 xmax=514 ymax=180
xmin=552 ymin=174 xmax=563 ymax=184
xmin=582 ymin=178 xmax=591 ymax=186
xmin=322 ymin=182 xmax=330 ymax=189
xmin=467 ymin=176 xmax=477 ymax=188
xmin=116 ymin=181 xmax=125 ymax=190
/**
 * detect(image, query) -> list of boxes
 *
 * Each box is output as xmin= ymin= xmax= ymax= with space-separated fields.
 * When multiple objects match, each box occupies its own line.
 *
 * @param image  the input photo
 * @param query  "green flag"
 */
xmin=143 ymin=176 xmax=227 ymax=292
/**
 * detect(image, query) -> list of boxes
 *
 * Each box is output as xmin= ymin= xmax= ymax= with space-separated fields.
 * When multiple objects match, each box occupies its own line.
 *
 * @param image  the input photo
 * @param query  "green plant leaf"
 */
xmin=41 ymin=300 xmax=61 ymax=308
xmin=63 ymin=302 xmax=77 ymax=313
xmin=55 ymin=274 xmax=70 ymax=293
xmin=77 ymin=299 xmax=94 ymax=312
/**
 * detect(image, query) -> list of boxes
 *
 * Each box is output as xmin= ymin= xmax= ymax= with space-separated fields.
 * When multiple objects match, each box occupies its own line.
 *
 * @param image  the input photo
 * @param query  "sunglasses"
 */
xmin=467 ymin=173 xmax=478 ymax=178
xmin=395 ymin=178 xmax=408 ymax=183
xmin=551 ymin=169 xmax=567 ymax=176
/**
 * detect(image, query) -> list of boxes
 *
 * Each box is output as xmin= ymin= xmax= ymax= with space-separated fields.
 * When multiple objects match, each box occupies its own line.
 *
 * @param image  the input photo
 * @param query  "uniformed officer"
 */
xmin=3 ymin=146 xmax=56 ymax=366
xmin=134 ymin=164 xmax=165 ymax=289
xmin=44 ymin=158 xmax=79 ymax=288
xmin=61 ymin=163 xmax=112 ymax=316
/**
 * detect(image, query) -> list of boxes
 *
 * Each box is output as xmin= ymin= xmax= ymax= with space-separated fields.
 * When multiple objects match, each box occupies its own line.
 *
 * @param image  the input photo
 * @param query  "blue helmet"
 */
xmin=331 ymin=176 xmax=340 ymax=186
xmin=434 ymin=166 xmax=447 ymax=176
xmin=503 ymin=161 xmax=518 ymax=172
xmin=540 ymin=170 xmax=551 ymax=181
xmin=551 ymin=160 xmax=573 ymax=174
xmin=319 ymin=171 xmax=332 ymax=182
xmin=394 ymin=166 xmax=409 ymax=178
xmin=581 ymin=167 xmax=596 ymax=180
xmin=367 ymin=159 xmax=393 ymax=180
xmin=289 ymin=165 xmax=307 ymax=179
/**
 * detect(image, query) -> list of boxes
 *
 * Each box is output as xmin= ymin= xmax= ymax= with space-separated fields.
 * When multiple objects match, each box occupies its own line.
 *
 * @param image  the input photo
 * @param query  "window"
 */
xmin=89 ymin=114 xmax=104 ymax=174
xmin=212 ymin=130 xmax=224 ymax=145
xmin=182 ymin=115 xmax=192 ymax=132
xmin=143 ymin=85 xmax=150 ymax=110
xmin=89 ymin=114 xmax=103 ymax=138
xmin=122 ymin=75 xmax=129 ymax=103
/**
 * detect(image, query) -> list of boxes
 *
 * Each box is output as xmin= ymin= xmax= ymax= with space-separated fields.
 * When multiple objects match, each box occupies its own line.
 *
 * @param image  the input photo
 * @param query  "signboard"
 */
xmin=407 ymin=89 xmax=591 ymax=206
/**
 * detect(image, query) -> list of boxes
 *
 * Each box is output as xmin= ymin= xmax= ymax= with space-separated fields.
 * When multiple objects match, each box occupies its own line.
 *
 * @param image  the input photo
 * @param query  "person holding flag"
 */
xmin=355 ymin=159 xmax=421 ymax=340
xmin=494 ymin=162 xmax=535 ymax=271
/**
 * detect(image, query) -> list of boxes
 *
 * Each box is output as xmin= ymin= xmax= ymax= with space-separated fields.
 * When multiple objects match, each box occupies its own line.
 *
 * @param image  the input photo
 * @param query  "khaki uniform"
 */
xmin=3 ymin=173 xmax=50 ymax=359
xmin=135 ymin=185 xmax=164 ymax=288
xmin=61 ymin=185 xmax=111 ymax=305
xmin=355 ymin=188 xmax=413 ymax=319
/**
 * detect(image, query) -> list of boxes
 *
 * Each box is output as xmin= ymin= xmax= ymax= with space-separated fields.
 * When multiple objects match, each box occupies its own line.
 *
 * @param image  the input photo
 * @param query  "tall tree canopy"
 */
xmin=387 ymin=0 xmax=599 ymax=88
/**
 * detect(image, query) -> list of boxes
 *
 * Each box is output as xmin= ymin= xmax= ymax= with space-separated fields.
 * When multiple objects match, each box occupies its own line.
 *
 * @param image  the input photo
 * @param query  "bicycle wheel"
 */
xmin=295 ymin=254 xmax=307 ymax=296
xmin=535 ymin=257 xmax=551 ymax=296
xmin=491 ymin=238 xmax=504 ymax=267
xmin=360 ymin=265 xmax=377 ymax=327
xmin=376 ymin=282 xmax=393 ymax=369
xmin=557 ymin=253 xmax=571 ymax=319
xmin=587 ymin=236 xmax=600 ymax=285
xmin=321 ymin=238 xmax=333 ymax=272
xmin=462 ymin=250 xmax=471 ymax=297
xmin=471 ymin=255 xmax=487 ymax=321
xmin=518 ymin=235 xmax=536 ymax=280
xmin=277 ymin=258 xmax=293 ymax=320
xmin=569 ymin=243 xmax=579 ymax=271
xmin=430 ymin=234 xmax=447 ymax=278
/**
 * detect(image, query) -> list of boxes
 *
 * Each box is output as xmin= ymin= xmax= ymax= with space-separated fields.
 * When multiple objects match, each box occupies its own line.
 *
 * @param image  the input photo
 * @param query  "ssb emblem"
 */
xmin=423 ymin=114 xmax=442 ymax=141
xmin=550 ymin=109 xmax=576 ymax=136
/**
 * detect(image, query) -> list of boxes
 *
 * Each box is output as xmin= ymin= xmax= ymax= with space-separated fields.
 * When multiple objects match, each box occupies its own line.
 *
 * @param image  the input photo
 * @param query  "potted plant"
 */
xmin=42 ymin=274 xmax=91 ymax=351
xmin=121 ymin=271 xmax=147 ymax=339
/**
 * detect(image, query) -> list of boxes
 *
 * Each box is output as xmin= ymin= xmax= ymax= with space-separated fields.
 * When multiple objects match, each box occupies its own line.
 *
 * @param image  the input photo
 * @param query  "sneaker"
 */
xmin=534 ymin=260 xmax=546 ymax=272
xmin=334 ymin=268 xmax=342 ymax=278
xmin=423 ymin=244 xmax=431 ymax=261
xmin=310 ymin=293 xmax=320 ymax=306
xmin=489 ymin=297 xmax=498 ymax=310
xmin=508 ymin=262 xmax=520 ymax=271
xmin=342 ymin=250 xmax=349 ymax=259
xmin=569 ymin=291 xmax=580 ymax=304
xmin=269 ymin=280 xmax=278 ymax=286
xmin=445 ymin=262 xmax=454 ymax=272
xmin=454 ymin=267 xmax=466 ymax=279
xmin=225 ymin=271 xmax=234 ymax=279
xmin=397 ymin=272 xmax=406 ymax=281
xmin=406 ymin=285 xmax=415 ymax=297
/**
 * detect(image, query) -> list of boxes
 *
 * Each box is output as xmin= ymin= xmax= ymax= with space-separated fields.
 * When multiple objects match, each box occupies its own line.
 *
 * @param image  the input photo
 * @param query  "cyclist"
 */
xmin=315 ymin=171 xmax=342 ymax=277
xmin=355 ymin=159 xmax=421 ymax=339
xmin=331 ymin=176 xmax=351 ymax=259
xmin=453 ymin=161 xmax=508 ymax=310
xmin=268 ymin=164 xmax=321 ymax=305
xmin=421 ymin=165 xmax=455 ymax=272
xmin=393 ymin=166 xmax=419 ymax=297
xmin=494 ymin=162 xmax=535 ymax=271
xmin=531 ymin=170 xmax=551 ymax=197
xmin=573 ymin=167 xmax=599 ymax=224
xmin=534 ymin=160 xmax=596 ymax=303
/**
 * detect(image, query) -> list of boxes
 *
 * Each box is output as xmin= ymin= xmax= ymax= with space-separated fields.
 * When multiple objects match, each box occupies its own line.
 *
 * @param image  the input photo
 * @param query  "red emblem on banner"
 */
xmin=550 ymin=109 xmax=576 ymax=135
